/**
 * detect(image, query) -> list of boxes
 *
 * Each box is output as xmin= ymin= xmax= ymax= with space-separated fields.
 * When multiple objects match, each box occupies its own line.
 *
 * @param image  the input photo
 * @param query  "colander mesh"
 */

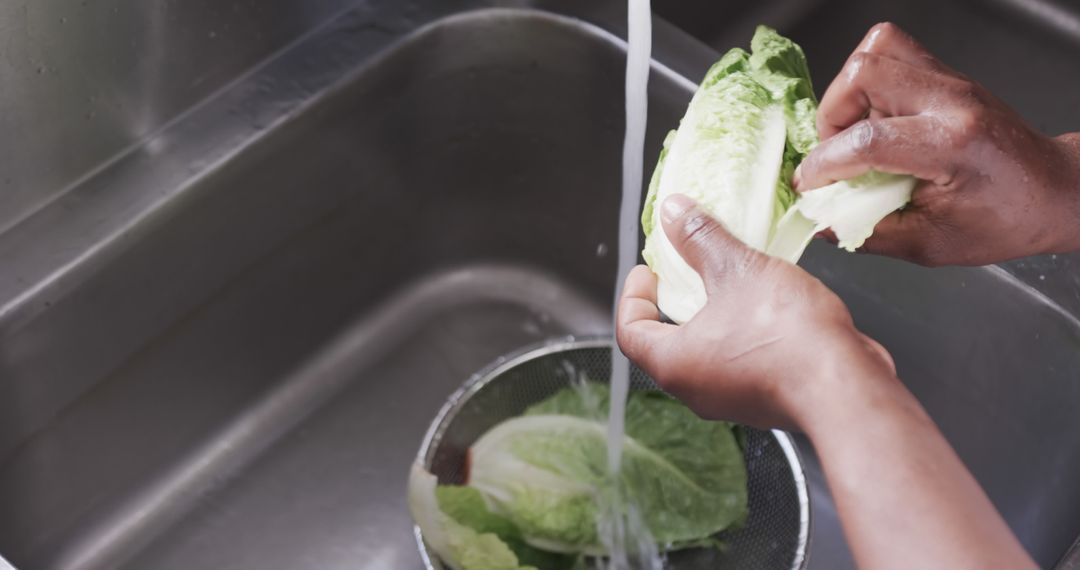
xmin=419 ymin=341 xmax=809 ymax=569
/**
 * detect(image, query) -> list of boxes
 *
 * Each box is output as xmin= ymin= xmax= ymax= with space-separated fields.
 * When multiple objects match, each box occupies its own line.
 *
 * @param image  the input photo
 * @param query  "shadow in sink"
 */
xmin=1 ymin=5 xmax=1079 ymax=570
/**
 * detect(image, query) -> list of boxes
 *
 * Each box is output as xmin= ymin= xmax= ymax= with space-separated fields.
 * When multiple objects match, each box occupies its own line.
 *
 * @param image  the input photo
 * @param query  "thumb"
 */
xmin=660 ymin=194 xmax=767 ymax=288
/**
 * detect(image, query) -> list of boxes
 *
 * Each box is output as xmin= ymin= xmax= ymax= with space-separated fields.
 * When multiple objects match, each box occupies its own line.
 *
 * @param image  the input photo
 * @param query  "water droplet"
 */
xmin=60 ymin=17 xmax=67 ymax=23
xmin=36 ymin=66 xmax=45 ymax=74
xmin=596 ymin=243 xmax=609 ymax=257
xmin=1039 ymin=274 xmax=1046 ymax=281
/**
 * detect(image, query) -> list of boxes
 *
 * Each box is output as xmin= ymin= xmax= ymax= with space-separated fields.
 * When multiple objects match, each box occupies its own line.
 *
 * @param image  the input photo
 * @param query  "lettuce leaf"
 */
xmin=465 ymin=384 xmax=747 ymax=554
xmin=773 ymin=171 xmax=917 ymax=255
xmin=408 ymin=463 xmax=541 ymax=570
xmin=436 ymin=485 xmax=578 ymax=569
xmin=642 ymin=26 xmax=915 ymax=323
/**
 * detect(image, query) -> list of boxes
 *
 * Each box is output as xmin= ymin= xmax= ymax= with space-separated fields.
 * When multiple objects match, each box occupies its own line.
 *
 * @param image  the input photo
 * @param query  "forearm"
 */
xmin=798 ymin=352 xmax=1036 ymax=570
xmin=1049 ymin=132 xmax=1080 ymax=253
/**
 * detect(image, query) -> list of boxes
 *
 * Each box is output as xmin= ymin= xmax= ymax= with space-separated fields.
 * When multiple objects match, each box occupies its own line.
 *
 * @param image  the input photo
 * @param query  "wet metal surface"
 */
xmin=1 ymin=2 xmax=1079 ymax=569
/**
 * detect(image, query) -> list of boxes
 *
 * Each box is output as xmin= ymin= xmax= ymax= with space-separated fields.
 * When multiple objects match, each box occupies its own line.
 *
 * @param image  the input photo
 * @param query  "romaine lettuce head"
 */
xmin=642 ymin=26 xmax=915 ymax=323
xmin=464 ymin=384 xmax=747 ymax=554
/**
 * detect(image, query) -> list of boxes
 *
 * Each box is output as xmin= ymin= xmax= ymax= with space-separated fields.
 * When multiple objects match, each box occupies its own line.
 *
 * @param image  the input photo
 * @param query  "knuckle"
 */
xmin=846 ymin=120 xmax=880 ymax=158
xmin=680 ymin=211 xmax=722 ymax=251
xmin=848 ymin=51 xmax=874 ymax=67
xmin=845 ymin=51 xmax=877 ymax=83
xmin=868 ymin=22 xmax=901 ymax=45
xmin=949 ymin=107 xmax=985 ymax=148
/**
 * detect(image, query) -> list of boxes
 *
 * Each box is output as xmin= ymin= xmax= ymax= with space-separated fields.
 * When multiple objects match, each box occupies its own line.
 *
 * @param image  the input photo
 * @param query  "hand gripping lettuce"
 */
xmin=641 ymin=26 xmax=916 ymax=323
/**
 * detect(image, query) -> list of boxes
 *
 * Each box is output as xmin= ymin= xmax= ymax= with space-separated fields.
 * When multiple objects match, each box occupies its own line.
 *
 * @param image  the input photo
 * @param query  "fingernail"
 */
xmin=661 ymin=194 xmax=694 ymax=224
xmin=792 ymin=165 xmax=803 ymax=191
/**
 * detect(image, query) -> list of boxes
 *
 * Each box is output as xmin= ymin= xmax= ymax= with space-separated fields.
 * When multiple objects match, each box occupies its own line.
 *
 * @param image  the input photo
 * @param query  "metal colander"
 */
xmin=414 ymin=338 xmax=810 ymax=570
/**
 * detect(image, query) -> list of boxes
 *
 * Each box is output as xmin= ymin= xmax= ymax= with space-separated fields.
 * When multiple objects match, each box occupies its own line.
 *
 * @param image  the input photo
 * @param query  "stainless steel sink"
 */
xmin=1 ymin=2 xmax=1078 ymax=569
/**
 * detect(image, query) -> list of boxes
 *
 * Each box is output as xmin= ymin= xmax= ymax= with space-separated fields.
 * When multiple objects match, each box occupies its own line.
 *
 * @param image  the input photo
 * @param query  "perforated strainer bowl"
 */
xmin=414 ymin=338 xmax=810 ymax=570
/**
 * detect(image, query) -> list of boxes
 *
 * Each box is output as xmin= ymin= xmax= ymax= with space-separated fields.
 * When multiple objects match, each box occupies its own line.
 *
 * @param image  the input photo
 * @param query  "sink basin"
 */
xmin=1 ymin=3 xmax=1078 ymax=570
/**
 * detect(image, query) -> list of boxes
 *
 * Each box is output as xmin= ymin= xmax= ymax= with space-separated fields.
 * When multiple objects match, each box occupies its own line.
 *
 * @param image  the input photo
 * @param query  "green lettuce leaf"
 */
xmin=466 ymin=385 xmax=747 ymax=554
xmin=640 ymin=130 xmax=675 ymax=238
xmin=642 ymin=66 xmax=787 ymax=323
xmin=436 ymin=485 xmax=577 ymax=569
xmin=642 ymin=25 xmax=915 ymax=323
xmin=408 ymin=462 xmax=539 ymax=570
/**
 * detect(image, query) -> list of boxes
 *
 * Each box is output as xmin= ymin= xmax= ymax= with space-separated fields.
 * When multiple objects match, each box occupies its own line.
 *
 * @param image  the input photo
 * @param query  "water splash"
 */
xmin=597 ymin=484 xmax=663 ymax=570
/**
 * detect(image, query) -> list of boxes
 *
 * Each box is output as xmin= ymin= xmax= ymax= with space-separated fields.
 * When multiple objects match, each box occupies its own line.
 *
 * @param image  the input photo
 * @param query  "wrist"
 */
xmin=783 ymin=333 xmax=912 ymax=438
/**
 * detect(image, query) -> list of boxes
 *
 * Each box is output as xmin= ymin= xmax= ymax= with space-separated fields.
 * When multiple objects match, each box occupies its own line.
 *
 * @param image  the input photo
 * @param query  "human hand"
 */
xmin=619 ymin=199 xmax=1037 ymax=570
xmin=795 ymin=22 xmax=1080 ymax=266
xmin=616 ymin=194 xmax=895 ymax=431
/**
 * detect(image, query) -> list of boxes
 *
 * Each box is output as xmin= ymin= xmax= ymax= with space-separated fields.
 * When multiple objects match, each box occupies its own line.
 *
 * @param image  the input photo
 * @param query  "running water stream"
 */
xmin=600 ymin=0 xmax=661 ymax=568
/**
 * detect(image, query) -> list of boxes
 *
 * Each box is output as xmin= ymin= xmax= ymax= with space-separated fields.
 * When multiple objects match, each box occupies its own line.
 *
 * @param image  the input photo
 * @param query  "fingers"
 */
xmin=854 ymin=208 xmax=939 ymax=264
xmin=803 ymin=197 xmax=946 ymax=267
xmin=616 ymin=265 xmax=678 ymax=375
xmin=854 ymin=22 xmax=950 ymax=74
xmin=658 ymin=195 xmax=767 ymax=290
xmin=811 ymin=227 xmax=838 ymax=245
xmin=618 ymin=265 xmax=664 ymax=329
xmin=796 ymin=116 xmax=956 ymax=191
xmin=817 ymin=52 xmax=967 ymax=139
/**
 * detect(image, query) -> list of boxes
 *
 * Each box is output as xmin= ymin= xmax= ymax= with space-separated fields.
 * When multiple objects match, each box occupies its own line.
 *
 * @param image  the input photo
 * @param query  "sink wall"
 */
xmin=0 ymin=10 xmax=681 ymax=569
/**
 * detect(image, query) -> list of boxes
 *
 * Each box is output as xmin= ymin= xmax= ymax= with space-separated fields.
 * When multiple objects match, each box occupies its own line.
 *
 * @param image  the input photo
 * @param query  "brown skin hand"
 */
xmin=794 ymin=22 xmax=1080 ymax=266
xmin=617 ymin=194 xmax=1037 ymax=570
